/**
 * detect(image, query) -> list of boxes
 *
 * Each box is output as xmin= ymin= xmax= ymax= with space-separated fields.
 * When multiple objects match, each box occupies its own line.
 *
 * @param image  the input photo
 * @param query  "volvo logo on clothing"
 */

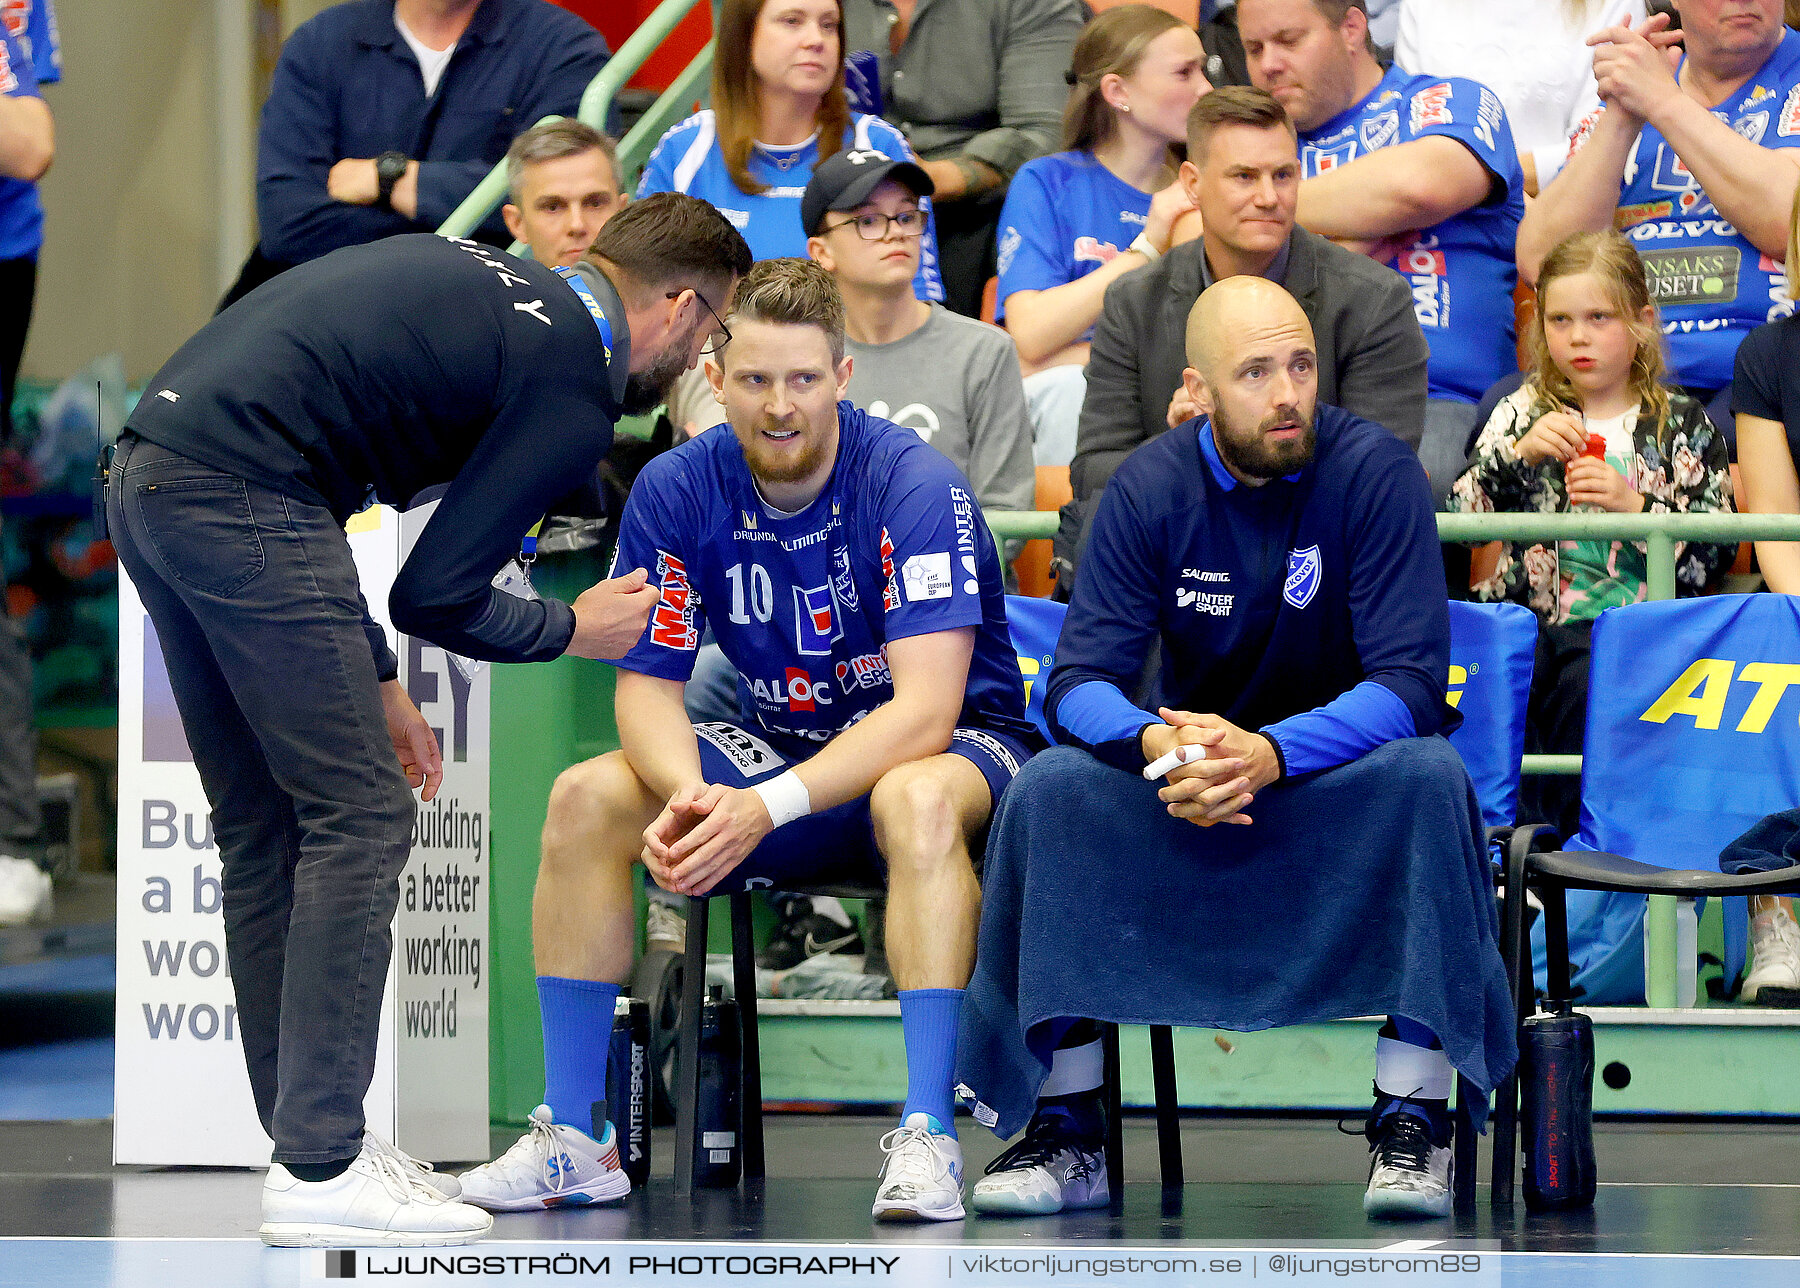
xmin=1284 ymin=545 xmax=1322 ymax=609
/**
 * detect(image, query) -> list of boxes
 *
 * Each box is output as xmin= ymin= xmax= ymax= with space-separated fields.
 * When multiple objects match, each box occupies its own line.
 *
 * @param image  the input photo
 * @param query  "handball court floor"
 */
xmin=5 ymin=1113 xmax=1800 ymax=1256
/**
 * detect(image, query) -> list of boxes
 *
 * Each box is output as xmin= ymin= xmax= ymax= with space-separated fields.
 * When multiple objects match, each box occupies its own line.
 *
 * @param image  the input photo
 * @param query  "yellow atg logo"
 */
xmin=1640 ymin=659 xmax=1800 ymax=732
xmin=1445 ymin=664 xmax=1469 ymax=709
xmin=1017 ymin=653 xmax=1050 ymax=705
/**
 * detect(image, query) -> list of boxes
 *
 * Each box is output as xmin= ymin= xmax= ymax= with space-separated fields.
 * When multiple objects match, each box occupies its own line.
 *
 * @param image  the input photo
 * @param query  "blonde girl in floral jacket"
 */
xmin=1448 ymin=229 xmax=1734 ymax=843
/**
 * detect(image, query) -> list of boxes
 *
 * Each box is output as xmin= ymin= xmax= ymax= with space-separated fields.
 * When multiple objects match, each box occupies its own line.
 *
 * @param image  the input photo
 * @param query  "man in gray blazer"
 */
xmin=1058 ymin=87 xmax=1428 ymax=581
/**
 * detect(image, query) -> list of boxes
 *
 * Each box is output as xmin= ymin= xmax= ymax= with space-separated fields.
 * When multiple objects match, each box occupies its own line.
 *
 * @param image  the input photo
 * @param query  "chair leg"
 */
xmin=1452 ymin=1074 xmax=1477 ymax=1216
xmin=1542 ymin=886 xmax=1572 ymax=1003
xmin=730 ymin=893 xmax=765 ymax=1183
xmin=1149 ymin=1025 xmax=1182 ymax=1188
xmin=1492 ymin=827 xmax=1539 ymax=1209
xmin=1101 ymin=1022 xmax=1123 ymax=1196
xmin=673 ymin=895 xmax=711 ymax=1198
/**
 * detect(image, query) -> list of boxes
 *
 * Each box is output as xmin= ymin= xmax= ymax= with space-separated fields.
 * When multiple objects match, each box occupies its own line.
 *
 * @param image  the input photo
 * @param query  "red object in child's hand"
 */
xmin=1581 ymin=433 xmax=1606 ymax=459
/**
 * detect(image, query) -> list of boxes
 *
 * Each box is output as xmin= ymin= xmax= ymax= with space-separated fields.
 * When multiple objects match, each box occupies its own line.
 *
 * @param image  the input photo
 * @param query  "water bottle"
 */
xmin=1520 ymin=1001 xmax=1597 ymax=1210
xmin=693 ymin=985 xmax=742 ymax=1188
xmin=605 ymin=996 xmax=652 ymax=1188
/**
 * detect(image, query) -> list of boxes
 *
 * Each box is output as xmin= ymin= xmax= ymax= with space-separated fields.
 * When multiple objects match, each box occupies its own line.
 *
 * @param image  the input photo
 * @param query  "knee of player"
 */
xmin=871 ymin=760 xmax=974 ymax=865
xmin=542 ymin=752 xmax=643 ymax=866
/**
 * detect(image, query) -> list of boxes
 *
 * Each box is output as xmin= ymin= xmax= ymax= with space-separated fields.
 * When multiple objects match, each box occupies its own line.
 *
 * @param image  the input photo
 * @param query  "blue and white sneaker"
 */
xmin=872 ymin=1112 xmax=964 ymax=1222
xmin=457 ymin=1105 xmax=631 ymax=1212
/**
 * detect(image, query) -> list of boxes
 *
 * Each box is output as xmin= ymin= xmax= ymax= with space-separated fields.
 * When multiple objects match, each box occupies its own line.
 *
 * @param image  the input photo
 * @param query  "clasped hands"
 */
xmin=641 ymin=782 xmax=774 ymax=898
xmin=1141 ymin=707 xmax=1282 ymax=828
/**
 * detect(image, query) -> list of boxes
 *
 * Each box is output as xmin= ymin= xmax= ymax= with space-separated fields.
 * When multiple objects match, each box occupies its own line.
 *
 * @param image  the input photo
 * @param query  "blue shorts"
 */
xmin=691 ymin=722 xmax=1035 ymax=895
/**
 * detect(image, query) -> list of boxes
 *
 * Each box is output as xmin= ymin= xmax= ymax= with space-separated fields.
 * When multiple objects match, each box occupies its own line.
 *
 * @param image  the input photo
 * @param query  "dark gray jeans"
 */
xmin=108 ymin=434 xmax=414 ymax=1164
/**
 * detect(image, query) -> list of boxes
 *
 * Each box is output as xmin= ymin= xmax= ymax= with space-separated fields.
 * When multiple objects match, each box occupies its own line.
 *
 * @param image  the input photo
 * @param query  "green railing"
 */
xmin=437 ymin=0 xmax=717 ymax=247
xmin=990 ymin=507 xmax=1800 ymax=1009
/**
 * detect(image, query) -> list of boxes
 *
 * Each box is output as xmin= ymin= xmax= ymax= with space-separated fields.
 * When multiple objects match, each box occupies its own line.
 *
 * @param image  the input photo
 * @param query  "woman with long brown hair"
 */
xmin=993 ymin=4 xmax=1208 ymax=464
xmin=638 ymin=0 xmax=941 ymax=301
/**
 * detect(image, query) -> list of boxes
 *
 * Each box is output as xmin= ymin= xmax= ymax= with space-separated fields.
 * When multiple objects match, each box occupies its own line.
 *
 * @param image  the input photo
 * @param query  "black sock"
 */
xmin=286 ymin=1158 xmax=354 ymax=1183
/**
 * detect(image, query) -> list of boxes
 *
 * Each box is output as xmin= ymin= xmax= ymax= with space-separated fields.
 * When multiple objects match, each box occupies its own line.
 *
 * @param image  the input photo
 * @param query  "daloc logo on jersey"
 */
xmin=794 ymin=584 xmax=841 ymax=655
xmin=1284 ymin=545 xmax=1322 ymax=610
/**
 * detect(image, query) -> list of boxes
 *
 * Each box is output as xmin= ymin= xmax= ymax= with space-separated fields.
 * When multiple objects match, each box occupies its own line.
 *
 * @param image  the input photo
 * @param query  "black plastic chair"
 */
xmin=669 ymin=884 xmax=882 ymax=1197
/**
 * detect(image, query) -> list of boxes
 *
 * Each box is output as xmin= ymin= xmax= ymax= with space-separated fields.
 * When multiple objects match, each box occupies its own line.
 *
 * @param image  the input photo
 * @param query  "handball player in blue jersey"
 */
xmin=459 ymin=259 xmax=1038 ymax=1223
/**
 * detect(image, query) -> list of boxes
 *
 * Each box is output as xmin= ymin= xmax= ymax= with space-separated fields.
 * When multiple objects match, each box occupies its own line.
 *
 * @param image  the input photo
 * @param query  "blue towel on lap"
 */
xmin=955 ymin=737 xmax=1518 ymax=1139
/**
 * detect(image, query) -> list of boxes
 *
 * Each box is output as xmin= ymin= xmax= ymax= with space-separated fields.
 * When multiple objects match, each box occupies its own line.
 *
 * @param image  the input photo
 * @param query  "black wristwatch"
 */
xmin=375 ymin=151 xmax=409 ymax=210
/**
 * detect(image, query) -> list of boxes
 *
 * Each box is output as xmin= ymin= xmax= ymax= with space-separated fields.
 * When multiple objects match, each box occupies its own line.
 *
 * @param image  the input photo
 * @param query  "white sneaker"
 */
xmin=365 ymin=1132 xmax=461 ymax=1199
xmin=0 ymin=854 xmax=51 ymax=926
xmin=260 ymin=1135 xmax=493 ymax=1247
xmin=971 ymin=1112 xmax=1108 ymax=1216
xmin=872 ymin=1113 xmax=964 ymax=1222
xmin=1363 ymin=1113 xmax=1452 ymax=1220
xmin=457 ymin=1105 xmax=631 ymax=1212
xmin=645 ymin=898 xmax=687 ymax=954
xmin=1742 ymin=908 xmax=1800 ymax=1004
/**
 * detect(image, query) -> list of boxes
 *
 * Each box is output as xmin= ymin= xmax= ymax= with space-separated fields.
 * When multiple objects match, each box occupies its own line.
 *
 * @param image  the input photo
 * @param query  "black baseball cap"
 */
xmin=801 ymin=149 xmax=934 ymax=236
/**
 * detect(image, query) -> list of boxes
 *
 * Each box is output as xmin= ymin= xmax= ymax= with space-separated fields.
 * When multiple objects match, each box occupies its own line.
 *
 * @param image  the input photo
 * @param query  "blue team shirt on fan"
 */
xmin=611 ymin=403 xmax=1034 ymax=758
xmin=1570 ymin=29 xmax=1800 ymax=391
xmin=0 ymin=17 xmax=44 ymax=262
xmin=637 ymin=110 xmax=943 ymax=303
xmin=1297 ymin=66 xmax=1524 ymax=404
xmin=2 ymin=1 xmax=57 ymax=83
xmin=994 ymin=150 xmax=1154 ymax=328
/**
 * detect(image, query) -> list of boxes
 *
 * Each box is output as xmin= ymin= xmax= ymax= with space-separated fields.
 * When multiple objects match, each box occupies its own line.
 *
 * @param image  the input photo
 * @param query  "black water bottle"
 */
xmin=693 ymin=985 xmax=742 ymax=1188
xmin=604 ymin=997 xmax=652 ymax=1188
xmin=1520 ymin=1001 xmax=1597 ymax=1211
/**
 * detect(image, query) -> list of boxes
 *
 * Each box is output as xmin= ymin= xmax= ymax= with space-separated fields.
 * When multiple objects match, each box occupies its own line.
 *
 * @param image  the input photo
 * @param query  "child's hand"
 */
xmin=1565 ymin=455 xmax=1645 ymax=513
xmin=1515 ymin=408 xmax=1588 ymax=465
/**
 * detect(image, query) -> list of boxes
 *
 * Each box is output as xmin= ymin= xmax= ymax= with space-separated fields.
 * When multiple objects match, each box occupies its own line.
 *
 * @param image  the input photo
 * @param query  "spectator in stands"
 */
xmin=1728 ymin=189 xmax=1800 ymax=999
xmin=1236 ymin=0 xmax=1527 ymax=504
xmin=1448 ymin=230 xmax=1733 ymax=854
xmin=639 ymin=0 xmax=942 ymax=437
xmin=501 ymin=119 xmax=625 ymax=269
xmin=806 ymin=153 xmax=1036 ymax=533
xmin=459 ymin=259 xmax=1039 ymax=1222
xmin=0 ymin=7 xmax=55 ymax=928
xmin=1395 ymin=0 xmax=1647 ymax=196
xmin=997 ymin=5 xmax=1209 ymax=467
xmin=958 ymin=276 xmax=1514 ymax=1221
xmin=1060 ymin=87 xmax=1427 ymax=586
xmin=841 ymin=0 xmax=1084 ymax=318
xmin=226 ymin=0 xmax=610 ymax=305
xmin=1518 ymin=4 xmax=1800 ymax=436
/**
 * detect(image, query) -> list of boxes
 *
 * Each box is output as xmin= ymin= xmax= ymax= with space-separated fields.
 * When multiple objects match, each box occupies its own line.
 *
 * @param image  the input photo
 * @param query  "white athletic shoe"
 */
xmin=645 ymin=898 xmax=687 ymax=954
xmin=1363 ymin=1113 xmax=1452 ymax=1220
xmin=365 ymin=1132 xmax=461 ymax=1199
xmin=1742 ymin=908 xmax=1800 ymax=1004
xmin=872 ymin=1113 xmax=965 ymax=1222
xmin=260 ymin=1135 xmax=493 ymax=1247
xmin=971 ymin=1112 xmax=1109 ymax=1216
xmin=457 ymin=1105 xmax=631 ymax=1212
xmin=0 ymin=854 xmax=52 ymax=926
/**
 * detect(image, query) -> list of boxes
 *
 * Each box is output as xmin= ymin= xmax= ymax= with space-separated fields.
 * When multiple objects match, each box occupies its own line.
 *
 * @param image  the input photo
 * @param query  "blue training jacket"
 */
xmin=1048 ymin=405 xmax=1458 ymax=775
xmin=255 ymin=0 xmax=611 ymax=265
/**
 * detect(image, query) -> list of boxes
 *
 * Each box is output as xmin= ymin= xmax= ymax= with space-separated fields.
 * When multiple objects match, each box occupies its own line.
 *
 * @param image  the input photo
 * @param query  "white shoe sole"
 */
xmin=1363 ymin=1187 xmax=1451 ymax=1220
xmin=463 ymin=1168 xmax=631 ymax=1213
xmin=872 ymin=1195 xmax=965 ymax=1222
xmin=971 ymin=1182 xmax=1108 ymax=1216
xmin=259 ymin=1216 xmax=492 ymax=1248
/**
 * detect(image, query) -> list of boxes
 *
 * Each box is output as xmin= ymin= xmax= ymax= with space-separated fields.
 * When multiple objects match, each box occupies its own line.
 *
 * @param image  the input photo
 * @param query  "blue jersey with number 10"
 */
xmin=610 ymin=403 xmax=1035 ymax=758
xmin=1297 ymin=66 xmax=1525 ymax=404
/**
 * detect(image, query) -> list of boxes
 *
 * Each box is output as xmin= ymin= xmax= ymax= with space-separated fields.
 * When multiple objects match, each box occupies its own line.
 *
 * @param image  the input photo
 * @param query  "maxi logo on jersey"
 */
xmin=880 ymin=527 xmax=900 ymax=612
xmin=650 ymin=551 xmax=699 ymax=650
xmin=1410 ymin=82 xmax=1454 ymax=132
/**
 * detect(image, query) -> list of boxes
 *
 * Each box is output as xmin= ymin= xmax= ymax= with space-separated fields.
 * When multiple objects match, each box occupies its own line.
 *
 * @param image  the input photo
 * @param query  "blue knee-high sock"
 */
xmin=537 ymin=976 xmax=620 ymax=1139
xmin=897 ymin=988 xmax=963 ymax=1132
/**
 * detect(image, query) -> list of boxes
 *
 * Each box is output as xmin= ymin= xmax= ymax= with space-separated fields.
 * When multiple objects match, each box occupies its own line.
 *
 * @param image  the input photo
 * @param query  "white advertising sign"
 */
xmin=114 ymin=504 xmax=489 ymax=1165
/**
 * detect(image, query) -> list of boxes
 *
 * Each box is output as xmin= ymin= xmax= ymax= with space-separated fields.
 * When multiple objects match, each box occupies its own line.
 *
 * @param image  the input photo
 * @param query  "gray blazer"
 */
xmin=1068 ymin=227 xmax=1429 ymax=517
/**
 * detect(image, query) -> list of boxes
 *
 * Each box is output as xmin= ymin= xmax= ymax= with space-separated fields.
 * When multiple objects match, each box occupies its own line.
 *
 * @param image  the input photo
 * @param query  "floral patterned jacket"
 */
xmin=1446 ymin=386 xmax=1736 ymax=626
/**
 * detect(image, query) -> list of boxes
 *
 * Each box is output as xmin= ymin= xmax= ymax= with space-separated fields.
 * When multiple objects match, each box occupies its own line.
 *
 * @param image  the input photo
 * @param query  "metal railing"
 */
xmin=436 ymin=0 xmax=717 ymax=248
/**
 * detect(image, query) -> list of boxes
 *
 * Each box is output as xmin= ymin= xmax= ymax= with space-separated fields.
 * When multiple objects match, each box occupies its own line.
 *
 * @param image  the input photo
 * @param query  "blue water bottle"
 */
xmin=1520 ymin=1001 xmax=1597 ymax=1210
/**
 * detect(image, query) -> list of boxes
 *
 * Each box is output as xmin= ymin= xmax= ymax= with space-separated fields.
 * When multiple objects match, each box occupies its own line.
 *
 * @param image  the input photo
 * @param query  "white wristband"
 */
xmin=752 ymin=770 xmax=812 ymax=829
xmin=1128 ymin=231 xmax=1162 ymax=263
